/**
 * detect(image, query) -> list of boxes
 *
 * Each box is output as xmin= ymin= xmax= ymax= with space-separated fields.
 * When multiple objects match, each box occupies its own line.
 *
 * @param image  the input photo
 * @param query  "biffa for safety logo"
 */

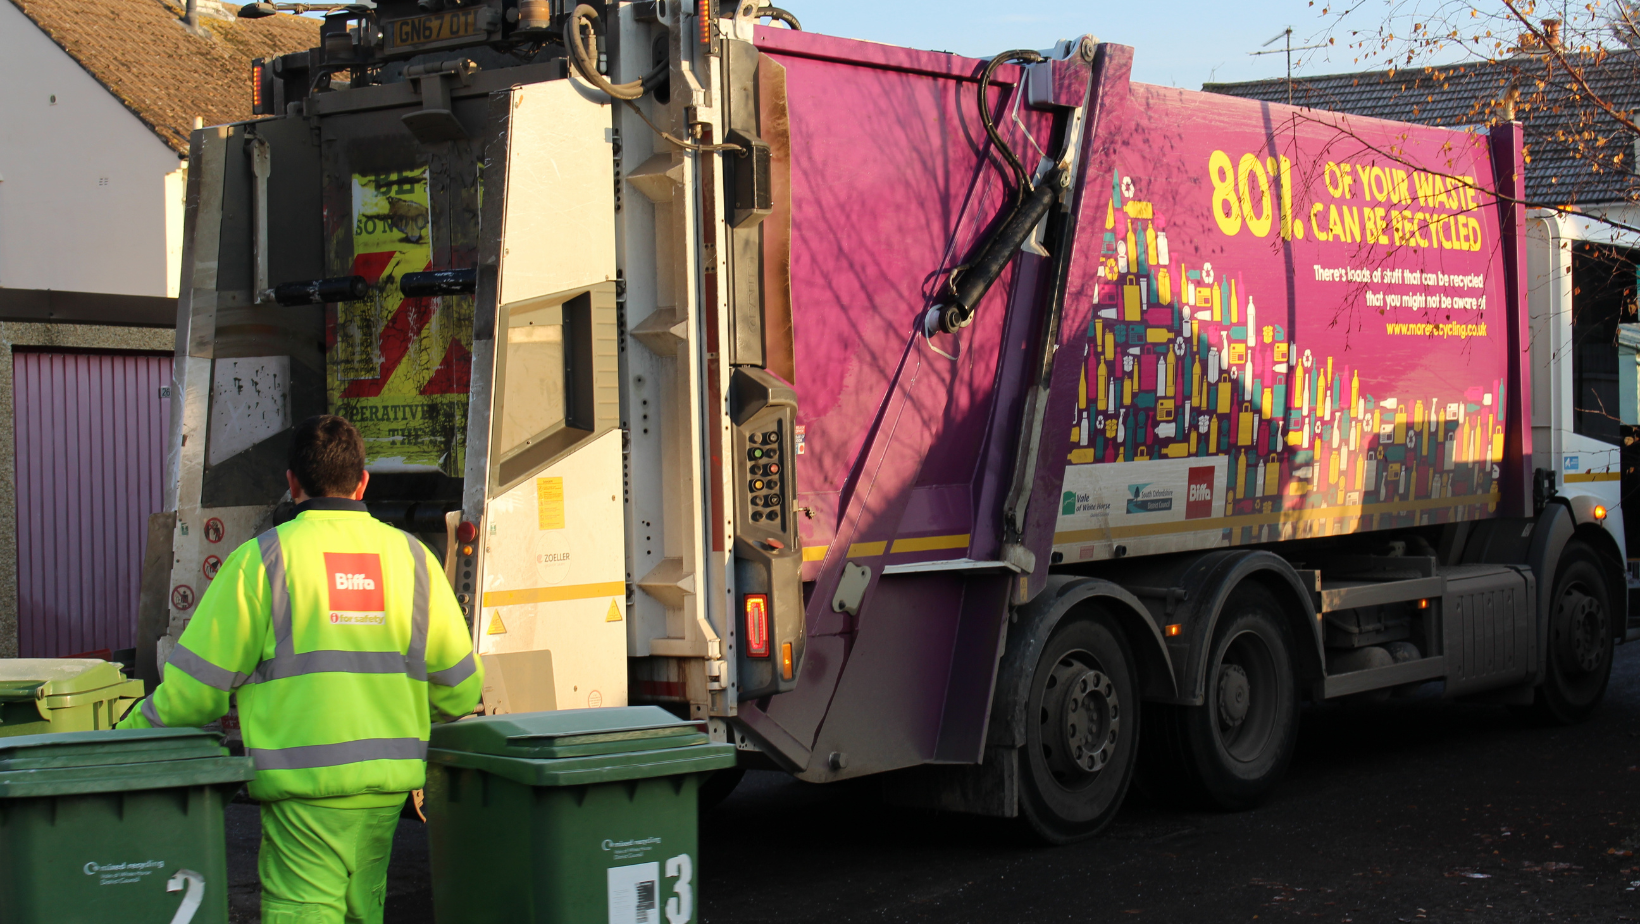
xmin=324 ymin=552 xmax=386 ymax=625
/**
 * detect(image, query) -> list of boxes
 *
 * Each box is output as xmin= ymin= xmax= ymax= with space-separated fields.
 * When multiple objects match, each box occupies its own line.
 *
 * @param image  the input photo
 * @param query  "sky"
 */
xmin=783 ymin=0 xmax=1362 ymax=90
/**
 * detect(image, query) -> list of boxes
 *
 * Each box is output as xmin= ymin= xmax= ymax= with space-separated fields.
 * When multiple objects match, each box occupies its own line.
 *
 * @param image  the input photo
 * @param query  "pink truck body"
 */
xmin=741 ymin=29 xmax=1532 ymax=781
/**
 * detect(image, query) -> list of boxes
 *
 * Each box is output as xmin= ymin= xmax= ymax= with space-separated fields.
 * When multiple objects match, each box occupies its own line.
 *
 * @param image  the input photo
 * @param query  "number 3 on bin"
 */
xmin=664 ymin=854 xmax=692 ymax=924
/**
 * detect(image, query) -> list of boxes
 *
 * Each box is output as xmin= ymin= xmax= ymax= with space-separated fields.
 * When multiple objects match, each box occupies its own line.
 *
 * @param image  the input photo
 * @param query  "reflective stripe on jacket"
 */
xmin=120 ymin=499 xmax=483 ymax=803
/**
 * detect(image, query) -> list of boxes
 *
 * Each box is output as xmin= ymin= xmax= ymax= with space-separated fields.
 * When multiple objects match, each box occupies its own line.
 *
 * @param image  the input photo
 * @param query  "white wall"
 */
xmin=0 ymin=2 xmax=186 ymax=298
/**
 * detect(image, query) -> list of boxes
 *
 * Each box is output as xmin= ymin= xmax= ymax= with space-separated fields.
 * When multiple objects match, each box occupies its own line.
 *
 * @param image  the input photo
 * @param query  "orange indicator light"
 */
xmin=1594 ymin=504 xmax=1608 ymax=521
xmin=780 ymin=642 xmax=794 ymax=680
xmin=1164 ymin=623 xmax=1183 ymax=637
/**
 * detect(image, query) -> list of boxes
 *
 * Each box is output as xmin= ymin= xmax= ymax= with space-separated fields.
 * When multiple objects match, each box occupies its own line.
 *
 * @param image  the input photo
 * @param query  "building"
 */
xmin=0 ymin=0 xmax=317 ymax=658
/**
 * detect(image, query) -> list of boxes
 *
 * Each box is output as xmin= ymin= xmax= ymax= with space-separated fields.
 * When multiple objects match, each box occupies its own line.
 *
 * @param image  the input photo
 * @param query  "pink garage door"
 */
xmin=14 ymin=349 xmax=172 ymax=657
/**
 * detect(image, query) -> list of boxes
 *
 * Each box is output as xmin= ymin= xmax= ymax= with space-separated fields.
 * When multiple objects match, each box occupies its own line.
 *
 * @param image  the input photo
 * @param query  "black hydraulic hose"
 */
xmin=563 ymin=3 xmax=736 ymax=154
xmin=931 ymin=168 xmax=1061 ymax=334
xmin=273 ymin=275 xmax=369 ymax=307
xmin=760 ymin=6 xmax=801 ymax=29
xmin=565 ymin=3 xmax=645 ymax=99
xmin=641 ymin=59 xmax=670 ymax=92
xmin=978 ymin=49 xmax=1045 ymax=206
xmin=400 ymin=268 xmax=476 ymax=298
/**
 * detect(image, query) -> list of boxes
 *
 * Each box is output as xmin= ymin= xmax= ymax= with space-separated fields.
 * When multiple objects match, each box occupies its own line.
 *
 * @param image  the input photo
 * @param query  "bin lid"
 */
xmin=0 ymin=728 xmax=231 ymax=770
xmin=428 ymin=706 xmax=737 ymax=787
xmin=0 ymin=659 xmax=128 ymax=702
xmin=431 ymin=706 xmax=709 ymax=758
xmin=0 ymin=728 xmax=256 ymax=798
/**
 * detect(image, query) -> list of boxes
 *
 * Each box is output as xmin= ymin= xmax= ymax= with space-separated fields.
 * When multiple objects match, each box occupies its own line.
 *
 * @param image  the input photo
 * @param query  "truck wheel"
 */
xmin=1145 ymin=584 xmax=1297 ymax=811
xmin=1019 ymin=612 xmax=1139 ymax=844
xmin=1518 ymin=542 xmax=1614 ymax=725
xmin=699 ymin=767 xmax=745 ymax=810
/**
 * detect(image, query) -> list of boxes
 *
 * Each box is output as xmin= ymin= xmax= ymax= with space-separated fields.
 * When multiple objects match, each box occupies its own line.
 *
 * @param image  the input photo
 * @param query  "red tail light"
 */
xmin=744 ymin=593 xmax=770 ymax=658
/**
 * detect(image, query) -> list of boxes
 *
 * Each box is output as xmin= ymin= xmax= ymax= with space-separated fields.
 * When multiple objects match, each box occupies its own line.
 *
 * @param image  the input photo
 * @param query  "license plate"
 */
xmin=384 ymin=9 xmax=483 ymax=49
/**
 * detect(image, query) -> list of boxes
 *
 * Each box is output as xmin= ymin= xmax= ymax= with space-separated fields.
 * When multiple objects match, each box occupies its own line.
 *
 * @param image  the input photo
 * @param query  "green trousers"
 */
xmin=259 ymin=797 xmax=405 ymax=924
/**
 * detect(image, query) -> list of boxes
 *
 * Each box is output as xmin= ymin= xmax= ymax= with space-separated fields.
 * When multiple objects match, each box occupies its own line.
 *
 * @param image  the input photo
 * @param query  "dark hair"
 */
xmin=289 ymin=415 xmax=366 ymax=497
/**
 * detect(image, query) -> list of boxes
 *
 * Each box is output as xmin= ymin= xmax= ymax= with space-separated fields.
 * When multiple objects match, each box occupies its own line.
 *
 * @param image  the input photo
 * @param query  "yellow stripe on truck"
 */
xmin=1054 ymin=491 xmax=1500 ymax=544
xmin=482 ymin=581 xmax=627 ymax=608
xmin=890 ymin=534 xmax=971 ymax=553
xmin=1562 ymin=472 xmax=1620 ymax=483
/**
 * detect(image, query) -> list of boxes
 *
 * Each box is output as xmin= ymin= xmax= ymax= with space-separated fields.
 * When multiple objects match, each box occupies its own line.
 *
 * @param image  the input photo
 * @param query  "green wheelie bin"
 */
xmin=425 ymin=706 xmax=737 ymax=924
xmin=0 ymin=727 xmax=255 ymax=923
xmin=0 ymin=659 xmax=145 ymax=737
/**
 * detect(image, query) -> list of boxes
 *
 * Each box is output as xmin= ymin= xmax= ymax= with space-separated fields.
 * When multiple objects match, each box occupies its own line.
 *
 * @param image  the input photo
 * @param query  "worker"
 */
xmin=120 ymin=414 xmax=483 ymax=924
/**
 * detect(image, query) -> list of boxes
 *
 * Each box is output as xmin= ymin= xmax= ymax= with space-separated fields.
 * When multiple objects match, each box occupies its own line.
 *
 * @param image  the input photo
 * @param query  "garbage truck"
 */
xmin=141 ymin=0 xmax=1636 ymax=842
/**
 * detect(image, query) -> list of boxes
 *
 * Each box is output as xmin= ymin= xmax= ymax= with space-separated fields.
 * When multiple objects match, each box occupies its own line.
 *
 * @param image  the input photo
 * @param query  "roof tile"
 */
xmin=11 ymin=0 xmax=320 ymax=154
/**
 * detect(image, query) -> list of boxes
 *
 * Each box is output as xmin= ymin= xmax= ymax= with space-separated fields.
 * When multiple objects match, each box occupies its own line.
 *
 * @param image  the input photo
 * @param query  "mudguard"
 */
xmin=986 ymin=575 xmax=1173 ymax=750
xmin=1097 ymin=550 xmax=1325 ymax=706
xmin=1553 ymin=495 xmax=1631 ymax=638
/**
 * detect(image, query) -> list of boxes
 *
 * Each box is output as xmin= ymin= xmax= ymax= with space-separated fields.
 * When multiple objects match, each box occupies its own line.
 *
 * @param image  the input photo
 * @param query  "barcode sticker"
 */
xmin=636 ymin=880 xmax=657 ymax=920
xmin=607 ymin=861 xmax=661 ymax=924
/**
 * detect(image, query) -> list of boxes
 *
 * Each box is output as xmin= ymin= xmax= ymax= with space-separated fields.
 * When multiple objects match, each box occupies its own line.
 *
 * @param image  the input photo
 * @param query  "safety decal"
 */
xmin=203 ymin=556 xmax=222 ymax=581
xmin=536 ymin=476 xmax=565 ymax=530
xmin=486 ymin=613 xmax=507 ymax=635
xmin=325 ymin=552 xmax=386 ymax=625
xmin=606 ymin=599 xmax=623 ymax=622
xmin=794 ymin=424 xmax=805 ymax=456
xmin=203 ymin=518 xmax=225 ymax=544
xmin=171 ymin=585 xmax=195 ymax=611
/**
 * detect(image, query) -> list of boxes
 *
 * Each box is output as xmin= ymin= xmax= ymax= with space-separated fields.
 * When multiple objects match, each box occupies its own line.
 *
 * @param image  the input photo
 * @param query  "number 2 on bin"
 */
xmin=167 ymin=869 xmax=204 ymax=924
xmin=664 ymin=854 xmax=692 ymax=924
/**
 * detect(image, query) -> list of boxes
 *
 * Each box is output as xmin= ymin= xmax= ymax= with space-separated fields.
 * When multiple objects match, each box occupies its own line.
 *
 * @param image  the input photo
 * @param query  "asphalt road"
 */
xmin=225 ymin=642 xmax=1640 ymax=923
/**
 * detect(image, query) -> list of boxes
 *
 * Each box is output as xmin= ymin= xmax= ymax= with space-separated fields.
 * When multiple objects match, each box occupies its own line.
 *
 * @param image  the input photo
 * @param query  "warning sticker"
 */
xmin=606 ymin=599 xmax=622 ymax=622
xmin=486 ymin=613 xmax=507 ymax=635
xmin=606 ymin=861 xmax=659 ymax=924
xmin=171 ymin=585 xmax=195 ymax=611
xmin=325 ymin=552 xmax=386 ymax=625
xmin=536 ymin=477 xmax=565 ymax=530
xmin=203 ymin=518 xmax=225 ymax=544
xmin=330 ymin=168 xmax=473 ymax=476
xmin=203 ymin=556 xmax=222 ymax=581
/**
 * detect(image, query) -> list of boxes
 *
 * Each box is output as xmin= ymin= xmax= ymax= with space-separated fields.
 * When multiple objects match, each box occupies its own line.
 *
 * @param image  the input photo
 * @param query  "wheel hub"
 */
xmin=1556 ymin=588 xmax=1607 ymax=675
xmin=1042 ymin=659 xmax=1120 ymax=779
xmin=1217 ymin=663 xmax=1250 ymax=730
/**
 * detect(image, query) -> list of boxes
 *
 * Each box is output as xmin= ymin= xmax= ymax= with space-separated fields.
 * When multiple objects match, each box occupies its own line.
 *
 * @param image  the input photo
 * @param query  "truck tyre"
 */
xmin=1019 ymin=611 xmax=1140 ymax=844
xmin=1142 ymin=583 xmax=1297 ymax=811
xmin=699 ymin=767 xmax=746 ymax=810
xmin=1516 ymin=541 xmax=1614 ymax=725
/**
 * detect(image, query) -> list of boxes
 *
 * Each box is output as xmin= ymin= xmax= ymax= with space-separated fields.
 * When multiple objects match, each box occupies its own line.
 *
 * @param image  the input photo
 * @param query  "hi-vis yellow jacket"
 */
xmin=120 ymin=500 xmax=483 ymax=806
